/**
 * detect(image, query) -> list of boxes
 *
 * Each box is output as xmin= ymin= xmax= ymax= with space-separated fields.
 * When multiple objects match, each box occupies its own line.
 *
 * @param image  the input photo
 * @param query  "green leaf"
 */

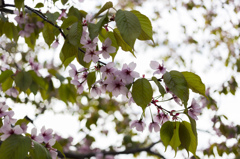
xmin=15 ymin=71 xmax=32 ymax=92
xmin=93 ymin=1 xmax=113 ymax=19
xmin=88 ymin=13 xmax=108 ymax=40
xmin=99 ymin=29 xmax=118 ymax=60
xmin=14 ymin=0 xmax=24 ymax=10
xmin=132 ymin=78 xmax=153 ymax=110
xmin=163 ymin=71 xmax=189 ymax=106
xmin=30 ymin=140 xmax=52 ymax=159
xmin=151 ymin=76 xmax=166 ymax=97
xmin=29 ymin=70 xmax=48 ymax=90
xmin=68 ymin=7 xmax=87 ymax=21
xmin=43 ymin=23 xmax=55 ymax=47
xmin=3 ymin=22 xmax=13 ymax=40
xmin=0 ymin=135 xmax=31 ymax=159
xmin=2 ymin=77 xmax=13 ymax=91
xmin=48 ymin=69 xmax=65 ymax=82
xmin=46 ymin=12 xmax=60 ymax=24
xmin=61 ymin=16 xmax=79 ymax=29
xmin=131 ymin=10 xmax=153 ymax=41
xmin=61 ymin=0 xmax=68 ymax=5
xmin=60 ymin=40 xmax=77 ymax=66
xmin=181 ymin=121 xmax=197 ymax=155
xmin=34 ymin=3 xmax=44 ymax=8
xmin=169 ymin=122 xmax=181 ymax=155
xmin=179 ymin=122 xmax=191 ymax=153
xmin=182 ymin=71 xmax=206 ymax=97
xmin=58 ymin=83 xmax=77 ymax=104
xmin=25 ymin=33 xmax=36 ymax=50
xmin=113 ymin=28 xmax=134 ymax=55
xmin=115 ymin=10 xmax=141 ymax=48
xmin=160 ymin=121 xmax=174 ymax=150
xmin=68 ymin=22 xmax=82 ymax=46
xmin=87 ymin=72 xmax=96 ymax=90
xmin=29 ymin=81 xmax=39 ymax=95
xmin=52 ymin=141 xmax=66 ymax=158
xmin=0 ymin=70 xmax=13 ymax=83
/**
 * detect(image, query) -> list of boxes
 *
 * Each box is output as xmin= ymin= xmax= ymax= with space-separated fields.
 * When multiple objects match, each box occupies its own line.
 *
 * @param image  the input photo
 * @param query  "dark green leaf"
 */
xmin=61 ymin=0 xmax=68 ymax=5
xmin=93 ymin=1 xmax=113 ymax=19
xmin=163 ymin=71 xmax=189 ymax=106
xmin=61 ymin=16 xmax=79 ymax=29
xmin=30 ymin=140 xmax=52 ymax=159
xmin=182 ymin=71 xmax=206 ymax=97
xmin=25 ymin=33 xmax=36 ymax=50
xmin=29 ymin=70 xmax=48 ymax=90
xmin=68 ymin=22 xmax=82 ymax=46
xmin=179 ymin=122 xmax=191 ymax=152
xmin=60 ymin=40 xmax=77 ymax=66
xmin=46 ymin=12 xmax=60 ymax=24
xmin=15 ymin=71 xmax=32 ymax=92
xmin=48 ymin=69 xmax=65 ymax=82
xmin=160 ymin=121 xmax=174 ymax=150
xmin=131 ymin=10 xmax=153 ymax=41
xmin=115 ymin=10 xmax=141 ymax=48
xmin=88 ymin=13 xmax=108 ymax=40
xmin=3 ymin=22 xmax=13 ymax=40
xmin=132 ymin=78 xmax=153 ymax=110
xmin=151 ymin=76 xmax=166 ymax=97
xmin=0 ymin=70 xmax=13 ymax=83
xmin=113 ymin=28 xmax=134 ymax=55
xmin=87 ymin=72 xmax=96 ymax=90
xmin=0 ymin=135 xmax=31 ymax=159
xmin=29 ymin=81 xmax=39 ymax=95
xmin=34 ymin=3 xmax=44 ymax=8
xmin=68 ymin=7 xmax=87 ymax=21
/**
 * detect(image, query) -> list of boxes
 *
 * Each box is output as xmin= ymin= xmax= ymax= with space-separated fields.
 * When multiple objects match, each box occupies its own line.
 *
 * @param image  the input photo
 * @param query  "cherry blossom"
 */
xmin=150 ymin=61 xmax=166 ymax=75
xmin=51 ymin=39 xmax=59 ymax=49
xmin=0 ymin=102 xmax=9 ymax=118
xmin=119 ymin=62 xmax=139 ymax=84
xmin=149 ymin=121 xmax=160 ymax=132
xmin=71 ymin=79 xmax=84 ymax=94
xmin=90 ymin=84 xmax=102 ymax=97
xmin=69 ymin=64 xmax=79 ymax=79
xmin=31 ymin=128 xmax=44 ymax=143
xmin=100 ymin=62 xmax=117 ymax=79
xmin=39 ymin=126 xmax=53 ymax=143
xmin=106 ymin=78 xmax=128 ymax=97
xmin=45 ymin=138 xmax=58 ymax=159
xmin=81 ymin=35 xmax=98 ymax=50
xmin=100 ymin=38 xmax=116 ymax=59
xmin=188 ymin=99 xmax=202 ymax=120
xmin=154 ymin=112 xmax=169 ymax=125
xmin=130 ymin=120 xmax=146 ymax=132
xmin=5 ymin=87 xmax=19 ymax=98
xmin=58 ymin=9 xmax=67 ymax=20
xmin=36 ymin=21 xmax=44 ymax=28
xmin=29 ymin=57 xmax=42 ymax=76
xmin=84 ymin=48 xmax=100 ymax=63
xmin=14 ymin=10 xmax=28 ymax=24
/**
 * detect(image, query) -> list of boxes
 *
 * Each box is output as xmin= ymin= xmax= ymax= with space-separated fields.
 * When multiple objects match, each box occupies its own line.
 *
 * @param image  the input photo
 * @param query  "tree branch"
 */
xmin=58 ymin=141 xmax=165 ymax=159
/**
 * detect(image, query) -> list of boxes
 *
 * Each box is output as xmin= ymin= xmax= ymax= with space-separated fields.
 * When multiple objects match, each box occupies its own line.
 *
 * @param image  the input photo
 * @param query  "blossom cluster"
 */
xmin=0 ymin=102 xmax=57 ymax=159
xmin=14 ymin=10 xmax=44 ymax=37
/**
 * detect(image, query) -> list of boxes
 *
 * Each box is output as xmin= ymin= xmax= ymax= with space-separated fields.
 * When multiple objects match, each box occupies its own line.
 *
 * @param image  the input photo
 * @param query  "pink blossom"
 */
xmin=31 ymin=128 xmax=44 ymax=143
xmin=0 ymin=121 xmax=23 ymax=141
xmin=51 ymin=39 xmax=59 ymax=49
xmin=0 ymin=102 xmax=9 ymax=118
xmin=100 ymin=62 xmax=117 ymax=79
xmin=154 ymin=113 xmax=169 ymax=125
xmin=83 ymin=48 xmax=100 ymax=63
xmin=119 ymin=62 xmax=139 ymax=84
xmin=5 ymin=87 xmax=19 ymax=98
xmin=69 ymin=64 xmax=78 ymax=79
xmin=106 ymin=78 xmax=128 ymax=97
xmin=46 ymin=139 xmax=57 ymax=159
xmin=188 ymin=99 xmax=202 ymax=120
xmin=14 ymin=10 xmax=28 ymax=24
xmin=100 ymin=38 xmax=116 ymax=59
xmin=29 ymin=57 xmax=42 ymax=76
xmin=149 ymin=122 xmax=160 ymax=132
xmin=58 ymin=9 xmax=67 ymax=20
xmin=150 ymin=61 xmax=166 ymax=75
xmin=39 ymin=126 xmax=53 ymax=143
xmin=81 ymin=35 xmax=98 ymax=49
xmin=19 ymin=30 xmax=31 ymax=37
xmin=24 ymin=23 xmax=35 ymax=33
xmin=90 ymin=84 xmax=102 ymax=97
xmin=71 ymin=80 xmax=84 ymax=94
xmin=130 ymin=120 xmax=146 ymax=132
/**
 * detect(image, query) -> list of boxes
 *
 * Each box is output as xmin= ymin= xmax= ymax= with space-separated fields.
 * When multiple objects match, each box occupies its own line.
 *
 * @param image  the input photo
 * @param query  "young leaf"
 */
xmin=15 ymin=71 xmax=32 ymax=92
xmin=113 ymin=28 xmax=134 ymax=55
xmin=43 ymin=23 xmax=55 ymax=47
xmin=68 ymin=22 xmax=82 ymax=46
xmin=93 ymin=1 xmax=113 ymax=19
xmin=181 ymin=71 xmax=206 ymax=97
xmin=169 ymin=122 xmax=181 ymax=155
xmin=61 ymin=16 xmax=79 ymax=29
xmin=34 ymin=3 xmax=44 ymax=8
xmin=14 ymin=0 xmax=24 ymax=10
xmin=115 ymin=10 xmax=141 ymax=49
xmin=2 ymin=77 xmax=13 ymax=91
xmin=151 ymin=76 xmax=166 ymax=97
xmin=160 ymin=121 xmax=174 ymax=150
xmin=87 ymin=72 xmax=96 ymax=90
xmin=0 ymin=70 xmax=13 ymax=83
xmin=60 ymin=40 xmax=77 ymax=65
xmin=132 ymin=78 xmax=153 ymax=110
xmin=163 ymin=71 xmax=189 ymax=107
xmin=0 ymin=135 xmax=31 ymax=159
xmin=30 ymin=140 xmax=52 ymax=159
xmin=131 ymin=10 xmax=153 ymax=41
